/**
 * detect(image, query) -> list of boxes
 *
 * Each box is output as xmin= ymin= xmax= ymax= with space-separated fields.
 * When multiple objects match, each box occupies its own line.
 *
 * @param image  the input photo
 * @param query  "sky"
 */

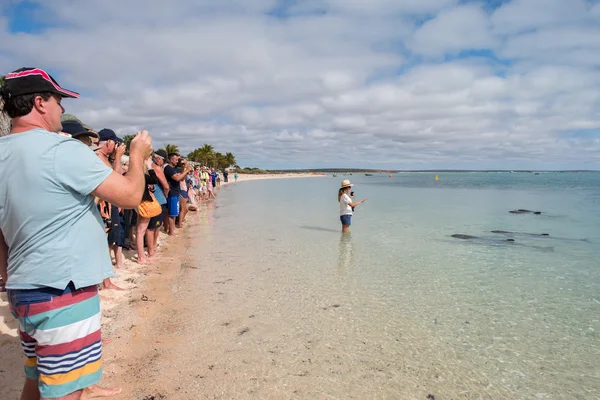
xmin=1 ymin=0 xmax=599 ymax=170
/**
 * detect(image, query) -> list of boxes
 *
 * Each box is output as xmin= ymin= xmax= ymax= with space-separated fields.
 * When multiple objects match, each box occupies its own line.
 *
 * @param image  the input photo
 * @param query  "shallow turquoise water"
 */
xmin=207 ymin=173 xmax=600 ymax=398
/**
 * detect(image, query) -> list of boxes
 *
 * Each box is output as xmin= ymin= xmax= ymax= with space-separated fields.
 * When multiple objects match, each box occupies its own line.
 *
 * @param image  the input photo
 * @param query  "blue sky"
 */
xmin=1 ymin=0 xmax=599 ymax=170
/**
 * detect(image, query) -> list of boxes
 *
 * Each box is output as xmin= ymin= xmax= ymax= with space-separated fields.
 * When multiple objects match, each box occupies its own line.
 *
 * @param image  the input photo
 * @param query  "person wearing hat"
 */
xmin=97 ymin=128 xmax=126 ymax=173
xmin=95 ymin=128 xmax=129 ymax=280
xmin=163 ymin=152 xmax=192 ymax=235
xmin=61 ymin=119 xmax=100 ymax=150
xmin=338 ymin=179 xmax=367 ymax=233
xmin=146 ymin=149 xmax=169 ymax=254
xmin=0 ymin=67 xmax=153 ymax=399
xmin=200 ymin=166 xmax=210 ymax=200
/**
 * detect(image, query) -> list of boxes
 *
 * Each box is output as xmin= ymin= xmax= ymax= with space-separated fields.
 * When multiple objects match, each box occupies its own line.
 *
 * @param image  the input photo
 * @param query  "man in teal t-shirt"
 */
xmin=0 ymin=67 xmax=153 ymax=400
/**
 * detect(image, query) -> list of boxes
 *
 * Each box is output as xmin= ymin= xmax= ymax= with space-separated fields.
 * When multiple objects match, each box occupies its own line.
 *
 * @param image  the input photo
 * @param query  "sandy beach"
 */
xmin=231 ymin=172 xmax=326 ymax=182
xmin=0 ymin=172 xmax=324 ymax=399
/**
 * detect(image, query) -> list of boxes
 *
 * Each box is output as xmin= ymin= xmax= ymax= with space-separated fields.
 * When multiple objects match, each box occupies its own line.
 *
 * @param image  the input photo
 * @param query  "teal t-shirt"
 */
xmin=0 ymin=129 xmax=114 ymax=290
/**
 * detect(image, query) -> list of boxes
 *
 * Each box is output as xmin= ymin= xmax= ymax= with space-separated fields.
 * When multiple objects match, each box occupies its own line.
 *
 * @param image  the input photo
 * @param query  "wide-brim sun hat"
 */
xmin=340 ymin=179 xmax=354 ymax=188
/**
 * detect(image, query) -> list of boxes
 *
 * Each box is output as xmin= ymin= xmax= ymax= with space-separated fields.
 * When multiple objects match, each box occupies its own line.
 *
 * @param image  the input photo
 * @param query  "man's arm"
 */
xmin=92 ymin=132 xmax=153 ymax=209
xmin=0 ymin=229 xmax=8 ymax=283
xmin=154 ymin=166 xmax=169 ymax=195
xmin=167 ymin=165 xmax=192 ymax=182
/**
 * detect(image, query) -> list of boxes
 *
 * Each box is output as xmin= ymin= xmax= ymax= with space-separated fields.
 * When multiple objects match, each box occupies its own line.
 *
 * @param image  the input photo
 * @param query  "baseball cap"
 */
xmin=3 ymin=67 xmax=79 ymax=98
xmin=154 ymin=149 xmax=167 ymax=160
xmin=97 ymin=128 xmax=123 ymax=143
xmin=61 ymin=113 xmax=95 ymax=131
xmin=61 ymin=120 xmax=99 ymax=139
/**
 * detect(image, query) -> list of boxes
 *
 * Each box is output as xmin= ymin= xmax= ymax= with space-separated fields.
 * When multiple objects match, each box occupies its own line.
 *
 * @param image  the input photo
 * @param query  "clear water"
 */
xmin=201 ymin=173 xmax=600 ymax=399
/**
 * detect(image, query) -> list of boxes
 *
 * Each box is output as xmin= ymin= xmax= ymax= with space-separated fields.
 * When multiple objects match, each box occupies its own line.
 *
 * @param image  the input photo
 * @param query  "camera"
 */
xmin=350 ymin=191 xmax=355 ymax=196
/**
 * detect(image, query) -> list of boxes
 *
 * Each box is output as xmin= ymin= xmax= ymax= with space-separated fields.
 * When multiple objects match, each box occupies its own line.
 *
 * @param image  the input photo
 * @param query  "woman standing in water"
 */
xmin=338 ymin=179 xmax=366 ymax=233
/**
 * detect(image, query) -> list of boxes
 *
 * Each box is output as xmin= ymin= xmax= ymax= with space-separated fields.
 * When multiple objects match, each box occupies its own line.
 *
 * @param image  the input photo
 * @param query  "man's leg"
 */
xmin=180 ymin=198 xmax=188 ymax=226
xmin=10 ymin=286 xmax=121 ymax=400
xmin=114 ymin=246 xmax=124 ymax=269
xmin=21 ymin=377 xmax=40 ymax=400
xmin=145 ymin=229 xmax=156 ymax=257
xmin=167 ymin=196 xmax=179 ymax=234
xmin=154 ymin=227 xmax=161 ymax=249
xmin=168 ymin=217 xmax=176 ymax=235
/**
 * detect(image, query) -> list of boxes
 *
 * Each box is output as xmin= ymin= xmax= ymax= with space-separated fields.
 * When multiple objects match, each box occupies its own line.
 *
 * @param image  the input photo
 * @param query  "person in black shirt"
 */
xmin=136 ymin=160 xmax=159 ymax=264
xmin=163 ymin=152 xmax=191 ymax=235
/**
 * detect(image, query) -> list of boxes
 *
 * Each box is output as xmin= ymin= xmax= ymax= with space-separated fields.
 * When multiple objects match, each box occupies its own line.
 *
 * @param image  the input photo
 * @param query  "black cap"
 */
xmin=3 ymin=67 xmax=79 ymax=98
xmin=61 ymin=120 xmax=99 ymax=139
xmin=97 ymin=128 xmax=123 ymax=143
xmin=154 ymin=149 xmax=168 ymax=160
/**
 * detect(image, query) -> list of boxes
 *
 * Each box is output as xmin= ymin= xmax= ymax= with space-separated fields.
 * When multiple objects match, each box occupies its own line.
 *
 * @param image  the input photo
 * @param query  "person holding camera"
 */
xmin=164 ymin=152 xmax=192 ymax=235
xmin=338 ymin=179 xmax=367 ymax=233
xmin=0 ymin=67 xmax=153 ymax=399
xmin=177 ymin=157 xmax=191 ymax=228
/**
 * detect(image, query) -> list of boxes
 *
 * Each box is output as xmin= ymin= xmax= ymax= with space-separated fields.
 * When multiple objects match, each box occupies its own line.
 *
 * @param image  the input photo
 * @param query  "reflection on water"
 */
xmin=299 ymin=225 xmax=340 ymax=233
xmin=337 ymin=233 xmax=355 ymax=277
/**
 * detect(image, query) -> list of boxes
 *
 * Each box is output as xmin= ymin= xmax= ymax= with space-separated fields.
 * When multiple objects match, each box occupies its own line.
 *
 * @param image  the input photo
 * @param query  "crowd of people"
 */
xmin=0 ymin=67 xmax=230 ymax=399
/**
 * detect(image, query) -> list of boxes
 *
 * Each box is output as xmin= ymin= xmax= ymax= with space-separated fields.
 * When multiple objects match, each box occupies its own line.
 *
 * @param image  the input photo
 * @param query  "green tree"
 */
xmin=185 ymin=143 xmax=237 ymax=169
xmin=214 ymin=152 xmax=225 ymax=170
xmin=0 ymin=75 xmax=11 ymax=137
xmin=162 ymin=144 xmax=179 ymax=156
xmin=122 ymin=134 xmax=135 ymax=154
xmin=197 ymin=143 xmax=214 ymax=166
xmin=187 ymin=148 xmax=203 ymax=162
xmin=225 ymin=152 xmax=236 ymax=169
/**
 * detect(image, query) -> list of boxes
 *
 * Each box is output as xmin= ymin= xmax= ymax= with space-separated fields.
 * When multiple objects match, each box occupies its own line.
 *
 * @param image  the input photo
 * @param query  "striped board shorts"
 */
xmin=8 ymin=283 xmax=103 ymax=398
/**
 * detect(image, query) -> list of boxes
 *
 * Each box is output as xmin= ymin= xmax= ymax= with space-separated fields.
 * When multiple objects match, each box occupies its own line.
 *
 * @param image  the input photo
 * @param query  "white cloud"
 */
xmin=289 ymin=0 xmax=458 ymax=16
xmin=491 ymin=0 xmax=590 ymax=34
xmin=407 ymin=4 xmax=497 ymax=56
xmin=500 ymin=26 xmax=600 ymax=66
xmin=0 ymin=0 xmax=599 ymax=169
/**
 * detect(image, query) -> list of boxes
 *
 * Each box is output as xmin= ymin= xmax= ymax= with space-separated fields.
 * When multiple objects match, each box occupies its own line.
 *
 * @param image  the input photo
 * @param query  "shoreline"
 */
xmin=227 ymin=172 xmax=327 ymax=183
xmin=0 ymin=172 xmax=323 ymax=399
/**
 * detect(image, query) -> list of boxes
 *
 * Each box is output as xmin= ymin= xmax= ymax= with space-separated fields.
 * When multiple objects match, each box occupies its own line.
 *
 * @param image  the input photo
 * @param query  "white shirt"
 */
xmin=340 ymin=193 xmax=353 ymax=216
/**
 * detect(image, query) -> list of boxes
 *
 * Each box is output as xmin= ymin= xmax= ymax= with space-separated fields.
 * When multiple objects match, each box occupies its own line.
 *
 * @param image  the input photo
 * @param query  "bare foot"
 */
xmin=81 ymin=384 xmax=122 ymax=399
xmin=115 ymin=264 xmax=125 ymax=269
xmin=137 ymin=258 xmax=153 ymax=265
xmin=102 ymin=337 xmax=113 ymax=346
xmin=102 ymin=280 xmax=126 ymax=291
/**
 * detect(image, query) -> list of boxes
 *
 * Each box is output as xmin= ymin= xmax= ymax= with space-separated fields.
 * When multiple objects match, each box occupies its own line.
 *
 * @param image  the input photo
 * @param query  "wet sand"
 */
xmin=98 ymin=200 xmax=440 ymax=400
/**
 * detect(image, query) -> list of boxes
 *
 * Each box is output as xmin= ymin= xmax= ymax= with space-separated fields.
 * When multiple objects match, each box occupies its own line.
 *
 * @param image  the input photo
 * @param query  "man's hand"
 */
xmin=129 ymin=130 xmax=153 ymax=160
xmin=115 ymin=143 xmax=126 ymax=158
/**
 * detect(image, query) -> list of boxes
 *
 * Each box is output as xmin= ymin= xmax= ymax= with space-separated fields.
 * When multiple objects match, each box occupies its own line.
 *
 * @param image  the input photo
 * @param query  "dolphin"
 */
xmin=452 ymin=234 xmax=514 ymax=242
xmin=491 ymin=230 xmax=590 ymax=243
xmin=450 ymin=234 xmax=553 ymax=252
xmin=509 ymin=209 xmax=542 ymax=215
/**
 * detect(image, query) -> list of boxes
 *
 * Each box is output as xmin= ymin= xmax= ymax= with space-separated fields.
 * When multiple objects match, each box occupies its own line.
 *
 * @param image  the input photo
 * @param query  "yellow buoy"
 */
xmin=435 ymin=175 xmax=439 ymax=181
